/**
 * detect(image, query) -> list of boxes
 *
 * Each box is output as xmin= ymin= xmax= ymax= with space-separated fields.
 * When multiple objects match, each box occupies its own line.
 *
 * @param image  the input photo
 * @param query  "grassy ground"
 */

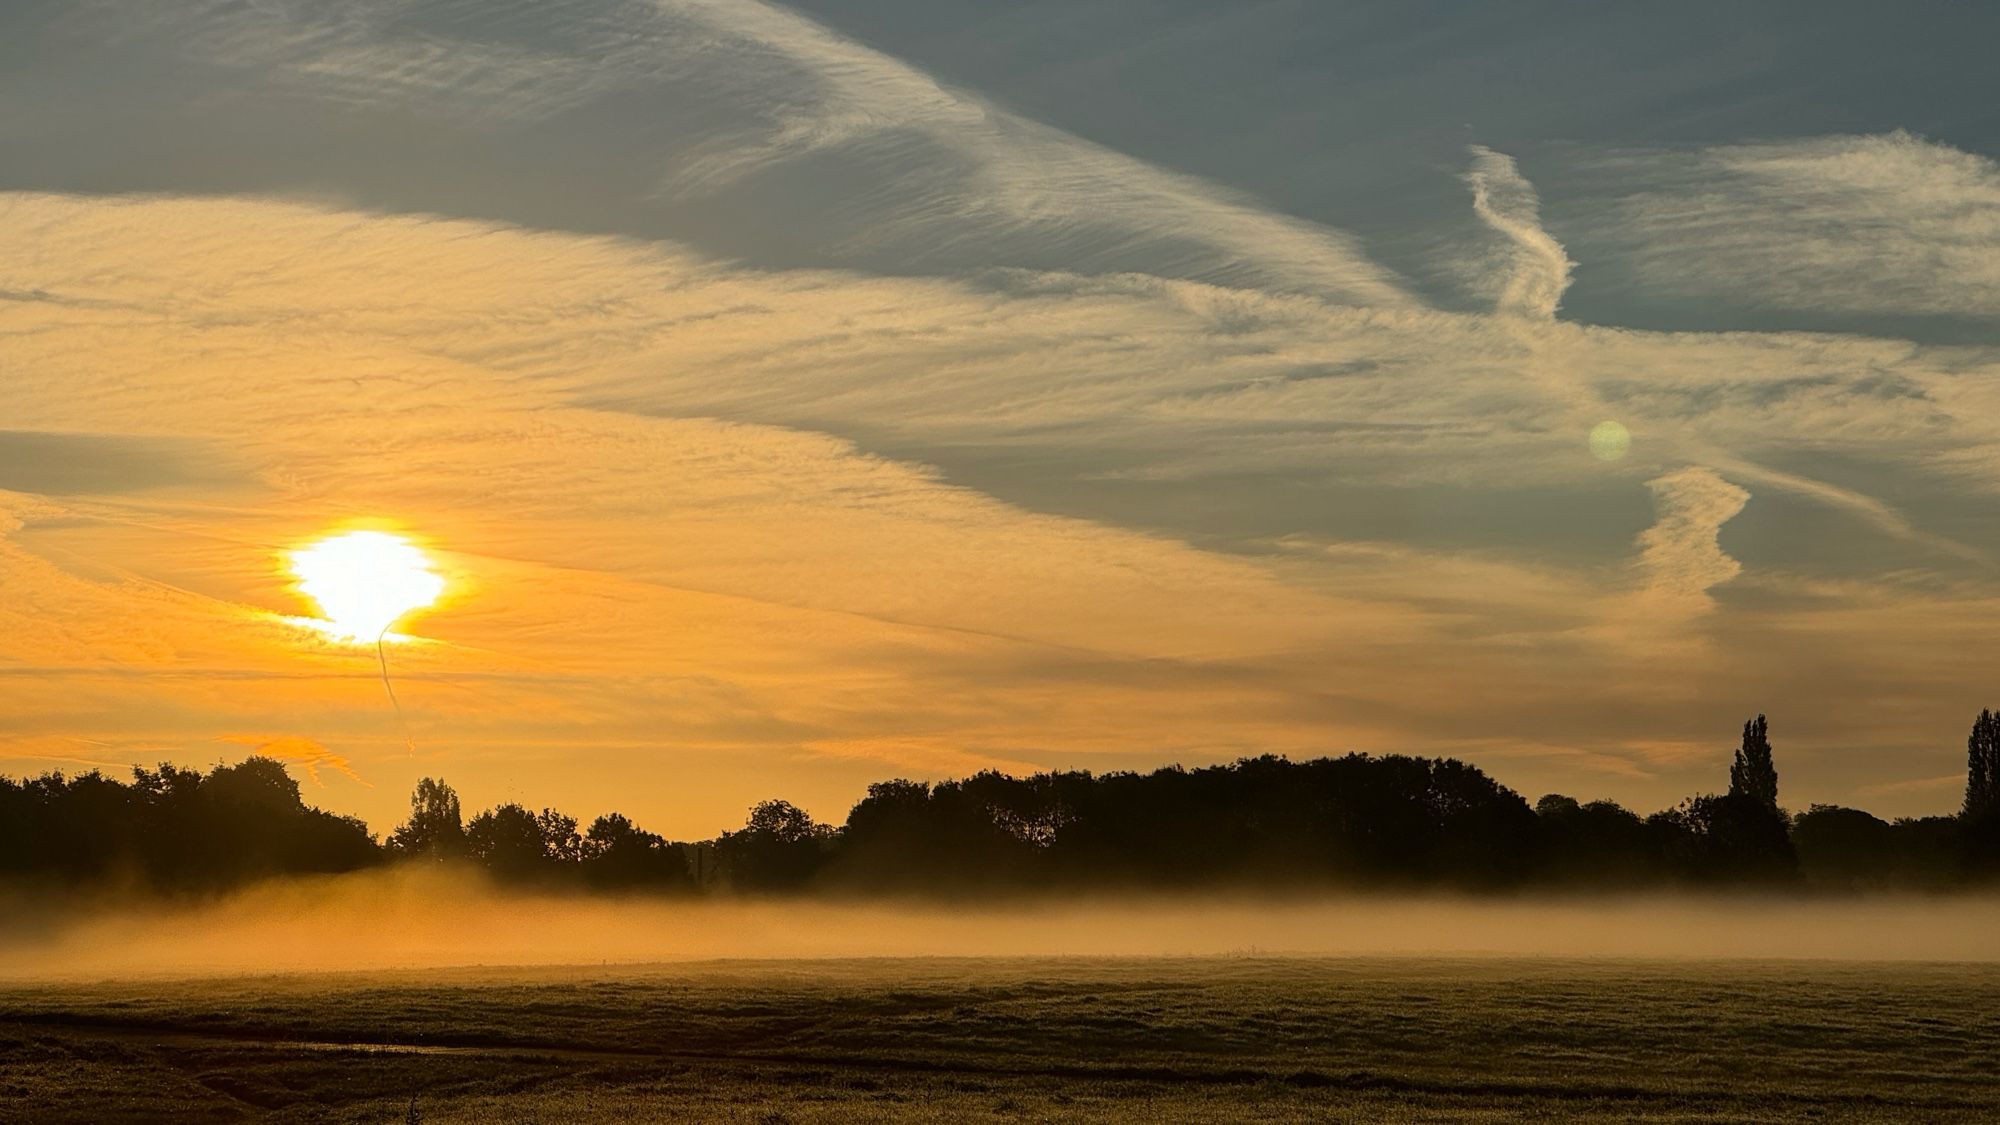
xmin=3 ymin=957 xmax=1999 ymax=1122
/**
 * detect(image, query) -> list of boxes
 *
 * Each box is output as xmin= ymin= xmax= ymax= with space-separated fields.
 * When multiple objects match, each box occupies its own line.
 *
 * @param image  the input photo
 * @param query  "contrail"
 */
xmin=376 ymin=625 xmax=414 ymax=755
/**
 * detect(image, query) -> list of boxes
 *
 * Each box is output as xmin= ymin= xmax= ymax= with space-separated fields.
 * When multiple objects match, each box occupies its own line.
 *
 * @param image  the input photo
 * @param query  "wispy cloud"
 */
xmin=73 ymin=0 xmax=1412 ymax=307
xmin=1634 ymin=467 xmax=1750 ymax=617
xmin=80 ymin=0 xmax=658 ymax=126
xmin=1586 ymin=131 xmax=2000 ymax=322
xmin=1466 ymin=146 xmax=1574 ymax=320
xmin=6 ymin=33 xmax=2000 ymax=825
xmin=220 ymin=734 xmax=369 ymax=788
xmin=654 ymin=0 xmax=1416 ymax=305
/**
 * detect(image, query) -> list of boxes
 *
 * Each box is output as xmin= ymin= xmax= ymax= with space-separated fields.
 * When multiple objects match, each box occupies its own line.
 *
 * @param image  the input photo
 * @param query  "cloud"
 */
xmin=0 ymin=192 xmax=1411 ymax=829
xmin=6 ymin=176 xmax=2000 ymax=825
xmin=10 ymin=0 xmax=2000 ymax=831
xmin=1466 ymin=146 xmax=1575 ymax=320
xmin=649 ymin=0 xmax=1415 ymax=305
xmin=663 ymin=0 xmax=1414 ymax=304
xmin=220 ymin=735 xmax=368 ymax=788
xmin=0 ymin=430 xmax=238 ymax=496
xmin=72 ymin=0 xmax=1411 ymax=307
xmin=1586 ymin=131 xmax=2000 ymax=322
xmin=1634 ymin=467 xmax=1750 ymax=614
xmin=1853 ymin=773 xmax=1963 ymax=801
xmin=76 ymin=0 xmax=653 ymax=127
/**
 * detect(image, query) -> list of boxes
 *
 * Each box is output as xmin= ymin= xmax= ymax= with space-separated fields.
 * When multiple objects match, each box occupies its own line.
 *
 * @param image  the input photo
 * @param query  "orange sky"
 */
xmin=5 ymin=3 xmax=2000 ymax=838
xmin=5 ymin=189 xmax=1999 ymax=837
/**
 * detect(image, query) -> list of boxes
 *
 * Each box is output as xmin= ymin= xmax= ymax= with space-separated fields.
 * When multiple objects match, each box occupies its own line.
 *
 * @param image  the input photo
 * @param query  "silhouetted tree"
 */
xmin=1656 ymin=793 xmax=1795 ymax=883
xmin=1963 ymin=709 xmax=2000 ymax=872
xmin=463 ymin=803 xmax=592 ymax=880
xmin=1535 ymin=795 xmax=1664 ymax=885
xmin=1730 ymin=714 xmax=1779 ymax=811
xmin=205 ymin=757 xmax=304 ymax=811
xmin=1888 ymin=816 xmax=1964 ymax=885
xmin=466 ymin=803 xmax=550 ymax=877
xmin=1964 ymin=710 xmax=2000 ymax=818
xmin=1666 ymin=713 xmax=1794 ymax=883
xmin=13 ymin=718 xmax=2000 ymax=897
xmin=580 ymin=813 xmax=693 ymax=890
xmin=26 ymin=770 xmax=136 ymax=882
xmin=0 ymin=757 xmax=374 ymax=890
xmin=130 ymin=763 xmax=207 ymax=885
xmin=829 ymin=754 xmax=1541 ymax=893
xmin=537 ymin=809 xmax=583 ymax=864
xmin=833 ymin=779 xmax=938 ymax=890
xmin=288 ymin=808 xmax=380 ymax=874
xmin=832 ymin=776 xmax=1047 ymax=893
xmin=715 ymin=799 xmax=831 ymax=890
xmin=1794 ymin=806 xmax=1963 ymax=889
xmin=199 ymin=757 xmax=310 ymax=882
xmin=1426 ymin=757 xmax=1540 ymax=884
xmin=389 ymin=777 xmax=465 ymax=860
xmin=1793 ymin=805 xmax=1893 ymax=888
xmin=0 ymin=776 xmax=28 ymax=879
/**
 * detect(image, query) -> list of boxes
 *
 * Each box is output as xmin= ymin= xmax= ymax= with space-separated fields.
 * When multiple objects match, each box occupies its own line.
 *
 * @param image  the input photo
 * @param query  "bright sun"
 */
xmin=289 ymin=530 xmax=445 ymax=642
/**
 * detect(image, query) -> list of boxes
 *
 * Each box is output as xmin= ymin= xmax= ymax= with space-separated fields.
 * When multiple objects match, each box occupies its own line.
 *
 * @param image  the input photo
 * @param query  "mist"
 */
xmin=7 ymin=869 xmax=2000 ymax=980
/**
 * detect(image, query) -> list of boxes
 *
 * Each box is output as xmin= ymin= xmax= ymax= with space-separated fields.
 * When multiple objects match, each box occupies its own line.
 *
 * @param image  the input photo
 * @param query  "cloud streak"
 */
xmin=651 ymin=0 xmax=1417 ymax=304
xmin=220 ymin=735 xmax=369 ymax=788
xmin=69 ymin=0 xmax=1412 ymax=307
xmin=1466 ymin=146 xmax=1575 ymax=320
xmin=6 ymin=3 xmax=2000 ymax=826
xmin=1585 ymin=131 xmax=2000 ymax=323
xmin=10 ymin=180 xmax=2000 ymax=826
xmin=1635 ymin=467 xmax=1750 ymax=616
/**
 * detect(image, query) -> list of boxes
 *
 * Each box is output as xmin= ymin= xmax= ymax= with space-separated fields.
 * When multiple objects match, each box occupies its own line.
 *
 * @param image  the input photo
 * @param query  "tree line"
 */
xmin=7 ymin=711 xmax=2000 ymax=895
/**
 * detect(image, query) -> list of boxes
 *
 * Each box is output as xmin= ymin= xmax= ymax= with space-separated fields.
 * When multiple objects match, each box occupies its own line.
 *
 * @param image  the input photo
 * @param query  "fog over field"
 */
xmin=6 ymin=871 xmax=2000 ymax=979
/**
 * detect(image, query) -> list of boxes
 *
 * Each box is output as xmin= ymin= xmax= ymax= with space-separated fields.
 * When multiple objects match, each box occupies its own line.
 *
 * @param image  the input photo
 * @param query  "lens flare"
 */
xmin=289 ymin=530 xmax=444 ymax=641
xmin=1588 ymin=419 xmax=1631 ymax=461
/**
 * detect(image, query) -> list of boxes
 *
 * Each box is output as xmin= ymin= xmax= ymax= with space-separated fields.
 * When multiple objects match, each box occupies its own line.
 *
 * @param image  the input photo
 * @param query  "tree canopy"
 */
xmin=7 ymin=710 xmax=2000 ymax=896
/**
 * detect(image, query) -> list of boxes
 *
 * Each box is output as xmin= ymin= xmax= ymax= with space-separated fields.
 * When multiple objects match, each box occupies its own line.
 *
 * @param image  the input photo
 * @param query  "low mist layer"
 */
xmin=7 ymin=869 xmax=2000 ymax=980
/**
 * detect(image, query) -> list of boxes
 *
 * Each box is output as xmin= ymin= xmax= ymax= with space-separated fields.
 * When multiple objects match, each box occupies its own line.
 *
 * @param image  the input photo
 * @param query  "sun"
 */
xmin=289 ymin=530 xmax=445 ymax=642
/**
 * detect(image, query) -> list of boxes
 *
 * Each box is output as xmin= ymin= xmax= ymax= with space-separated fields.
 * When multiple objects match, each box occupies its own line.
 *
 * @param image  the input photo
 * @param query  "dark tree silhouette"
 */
xmin=538 ymin=809 xmax=583 ymax=864
xmin=1792 ymin=804 xmax=1891 ymax=888
xmin=288 ymin=808 xmax=381 ymax=874
xmin=7 ymin=714 xmax=2000 ymax=897
xmin=389 ymin=777 xmax=466 ymax=860
xmin=715 ymin=799 xmax=832 ymax=890
xmin=0 ymin=757 xmax=376 ymax=890
xmin=1963 ymin=709 xmax=2000 ymax=872
xmin=466 ymin=804 xmax=552 ymax=877
xmin=1534 ymin=795 xmax=1664 ymax=885
xmin=130 ymin=764 xmax=206 ymax=884
xmin=834 ymin=776 xmax=1045 ymax=893
xmin=0 ymin=776 xmax=28 ymax=879
xmin=580 ymin=813 xmax=693 ymax=890
xmin=1653 ymin=793 xmax=1796 ymax=883
xmin=463 ymin=803 xmax=593 ymax=880
xmin=1791 ymin=805 xmax=1957 ymax=889
xmin=1964 ymin=709 xmax=2000 ymax=819
xmin=827 ymin=753 xmax=1540 ymax=893
xmin=1729 ymin=714 xmax=1779 ymax=811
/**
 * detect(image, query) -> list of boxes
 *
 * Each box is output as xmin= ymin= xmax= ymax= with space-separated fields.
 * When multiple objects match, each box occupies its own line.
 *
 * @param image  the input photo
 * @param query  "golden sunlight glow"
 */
xmin=289 ymin=530 xmax=445 ymax=642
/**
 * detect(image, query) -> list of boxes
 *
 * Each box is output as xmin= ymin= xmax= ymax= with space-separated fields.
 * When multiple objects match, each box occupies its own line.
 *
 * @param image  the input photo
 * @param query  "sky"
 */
xmin=3 ymin=0 xmax=1999 ymax=837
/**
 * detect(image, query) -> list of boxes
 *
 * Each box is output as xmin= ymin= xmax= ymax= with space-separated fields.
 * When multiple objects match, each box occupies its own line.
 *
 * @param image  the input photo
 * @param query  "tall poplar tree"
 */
xmin=1965 ymin=709 xmax=2000 ymax=820
xmin=1729 ymin=714 xmax=1779 ymax=811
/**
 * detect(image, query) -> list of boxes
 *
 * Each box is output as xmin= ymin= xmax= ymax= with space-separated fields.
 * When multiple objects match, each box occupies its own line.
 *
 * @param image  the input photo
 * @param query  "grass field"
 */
xmin=4 ymin=957 xmax=1999 ymax=1122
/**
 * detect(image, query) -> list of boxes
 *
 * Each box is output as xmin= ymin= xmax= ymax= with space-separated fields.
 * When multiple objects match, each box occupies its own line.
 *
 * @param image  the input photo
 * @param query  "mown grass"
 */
xmin=4 ymin=957 xmax=1999 ymax=1121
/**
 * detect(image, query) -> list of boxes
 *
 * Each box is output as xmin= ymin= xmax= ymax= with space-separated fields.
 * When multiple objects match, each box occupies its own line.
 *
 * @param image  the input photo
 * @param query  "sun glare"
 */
xmin=289 ymin=530 xmax=445 ymax=642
